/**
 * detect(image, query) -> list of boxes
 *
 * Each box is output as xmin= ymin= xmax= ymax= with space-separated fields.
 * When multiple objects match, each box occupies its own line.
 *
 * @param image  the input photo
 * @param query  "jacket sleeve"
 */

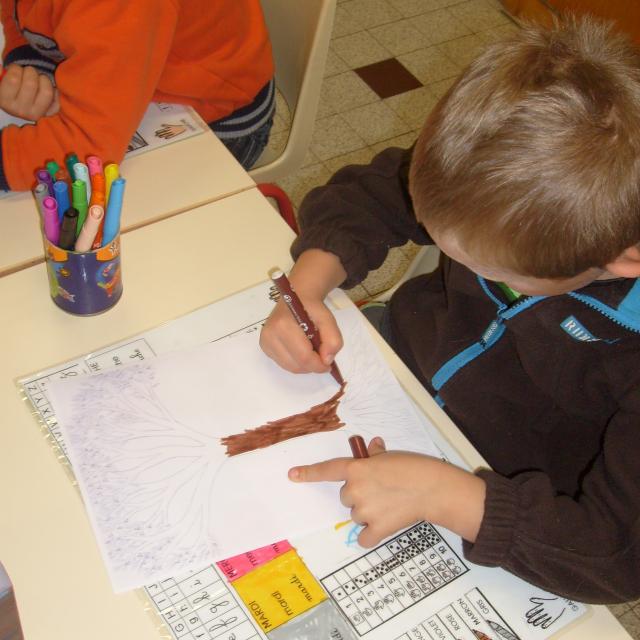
xmin=291 ymin=145 xmax=432 ymax=289
xmin=0 ymin=0 xmax=180 ymax=191
xmin=464 ymin=373 xmax=640 ymax=603
xmin=1 ymin=0 xmax=29 ymax=59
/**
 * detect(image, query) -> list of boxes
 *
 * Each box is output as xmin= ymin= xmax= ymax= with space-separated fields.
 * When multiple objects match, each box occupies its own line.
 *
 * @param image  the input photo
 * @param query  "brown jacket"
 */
xmin=292 ymin=146 xmax=640 ymax=604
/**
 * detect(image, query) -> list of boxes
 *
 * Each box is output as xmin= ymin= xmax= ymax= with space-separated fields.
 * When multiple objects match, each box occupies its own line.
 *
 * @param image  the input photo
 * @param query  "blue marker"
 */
xmin=102 ymin=177 xmax=125 ymax=245
xmin=53 ymin=181 xmax=70 ymax=224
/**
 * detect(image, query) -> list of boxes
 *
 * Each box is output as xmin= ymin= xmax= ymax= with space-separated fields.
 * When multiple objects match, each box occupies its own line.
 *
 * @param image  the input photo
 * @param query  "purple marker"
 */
xmin=42 ymin=196 xmax=60 ymax=245
xmin=36 ymin=168 xmax=54 ymax=197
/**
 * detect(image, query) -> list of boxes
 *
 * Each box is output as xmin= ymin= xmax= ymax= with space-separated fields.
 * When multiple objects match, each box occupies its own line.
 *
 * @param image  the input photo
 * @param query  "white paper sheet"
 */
xmin=49 ymin=307 xmax=441 ymax=592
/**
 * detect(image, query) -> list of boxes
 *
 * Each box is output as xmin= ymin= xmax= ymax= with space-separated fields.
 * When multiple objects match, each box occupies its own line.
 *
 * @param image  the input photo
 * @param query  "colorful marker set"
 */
xmin=36 ymin=153 xmax=125 ymax=315
xmin=34 ymin=153 xmax=125 ymax=253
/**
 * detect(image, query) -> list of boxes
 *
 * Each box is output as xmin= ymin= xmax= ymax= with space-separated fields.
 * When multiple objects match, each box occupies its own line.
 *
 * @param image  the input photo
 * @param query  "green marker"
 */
xmin=72 ymin=179 xmax=88 ymax=236
xmin=46 ymin=160 xmax=59 ymax=180
xmin=65 ymin=152 xmax=79 ymax=179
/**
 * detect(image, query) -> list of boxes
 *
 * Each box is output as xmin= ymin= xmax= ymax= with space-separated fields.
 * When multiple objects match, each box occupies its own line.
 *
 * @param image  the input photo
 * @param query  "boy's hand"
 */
xmin=0 ymin=64 xmax=59 ymax=120
xmin=260 ymin=295 xmax=343 ymax=374
xmin=260 ymin=249 xmax=348 ymax=374
xmin=289 ymin=437 xmax=486 ymax=546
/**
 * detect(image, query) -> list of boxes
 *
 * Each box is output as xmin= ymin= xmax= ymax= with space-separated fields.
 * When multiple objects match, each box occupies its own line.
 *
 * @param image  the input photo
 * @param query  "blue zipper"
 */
xmin=568 ymin=279 xmax=640 ymax=333
xmin=431 ymin=277 xmax=640 ymax=404
xmin=432 ymin=277 xmax=545 ymax=393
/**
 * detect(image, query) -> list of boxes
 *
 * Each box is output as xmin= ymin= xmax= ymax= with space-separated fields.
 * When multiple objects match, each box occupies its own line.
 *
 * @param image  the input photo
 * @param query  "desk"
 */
xmin=0 ymin=189 xmax=631 ymax=639
xmin=0 ymin=128 xmax=254 ymax=277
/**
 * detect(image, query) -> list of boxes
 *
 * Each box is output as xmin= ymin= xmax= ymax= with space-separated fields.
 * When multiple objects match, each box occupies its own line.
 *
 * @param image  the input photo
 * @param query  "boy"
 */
xmin=260 ymin=17 xmax=640 ymax=603
xmin=0 ymin=0 xmax=274 ymax=190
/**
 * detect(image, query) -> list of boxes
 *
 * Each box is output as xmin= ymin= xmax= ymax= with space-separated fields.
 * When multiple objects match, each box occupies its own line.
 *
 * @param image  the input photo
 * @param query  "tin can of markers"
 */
xmin=43 ymin=235 xmax=123 ymax=315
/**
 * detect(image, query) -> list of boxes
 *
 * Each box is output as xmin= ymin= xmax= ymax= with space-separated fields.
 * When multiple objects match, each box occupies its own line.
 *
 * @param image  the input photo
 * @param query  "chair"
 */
xmin=250 ymin=0 xmax=337 ymax=183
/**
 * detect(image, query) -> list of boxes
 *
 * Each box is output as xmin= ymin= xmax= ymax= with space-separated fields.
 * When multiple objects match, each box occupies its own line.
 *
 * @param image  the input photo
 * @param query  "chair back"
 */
xmin=250 ymin=0 xmax=336 ymax=183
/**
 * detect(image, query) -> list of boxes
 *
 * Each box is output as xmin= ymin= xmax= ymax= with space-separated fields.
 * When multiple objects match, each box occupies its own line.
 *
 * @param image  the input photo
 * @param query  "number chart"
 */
xmin=321 ymin=522 xmax=468 ymax=636
xmin=146 ymin=567 xmax=261 ymax=640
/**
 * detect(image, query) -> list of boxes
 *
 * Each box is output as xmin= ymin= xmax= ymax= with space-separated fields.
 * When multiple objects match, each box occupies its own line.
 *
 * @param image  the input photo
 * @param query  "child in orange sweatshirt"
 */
xmin=0 ymin=0 xmax=274 ymax=190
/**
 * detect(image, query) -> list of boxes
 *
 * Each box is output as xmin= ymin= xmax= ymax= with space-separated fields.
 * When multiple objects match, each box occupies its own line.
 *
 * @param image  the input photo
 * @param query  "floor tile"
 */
xmin=331 ymin=4 xmax=367 ymax=39
xmin=270 ymin=112 xmax=289 ymax=136
xmin=310 ymin=114 xmax=368 ymax=161
xmin=332 ymin=30 xmax=393 ymax=68
xmin=275 ymin=163 xmax=334 ymax=210
xmin=427 ymin=75 xmax=457 ymax=99
xmin=319 ymin=70 xmax=379 ymax=115
xmin=342 ymin=0 xmax=403 ymax=30
xmin=355 ymin=58 xmax=423 ymax=99
xmin=398 ymin=46 xmax=461 ymax=84
xmin=361 ymin=246 xmax=412 ymax=297
xmin=323 ymin=146 xmax=379 ymax=175
xmin=371 ymin=130 xmax=419 ymax=153
xmin=384 ymin=85 xmax=439 ymax=129
xmin=275 ymin=91 xmax=291 ymax=127
xmin=324 ymin=47 xmax=350 ymax=77
xmin=412 ymin=8 xmax=472 ymax=45
xmin=448 ymin=0 xmax=511 ymax=33
xmin=344 ymin=284 xmax=371 ymax=303
xmin=341 ymin=101 xmax=411 ymax=145
xmin=368 ymin=18 xmax=434 ymax=56
xmin=618 ymin=610 xmax=640 ymax=639
xmin=388 ymin=0 xmax=466 ymax=16
xmin=476 ymin=21 xmax=520 ymax=44
xmin=437 ymin=33 xmax=489 ymax=67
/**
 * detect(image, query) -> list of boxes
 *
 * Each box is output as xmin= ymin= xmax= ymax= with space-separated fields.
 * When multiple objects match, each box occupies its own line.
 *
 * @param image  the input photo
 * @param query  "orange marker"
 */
xmin=90 ymin=173 xmax=105 ymax=207
xmin=54 ymin=167 xmax=72 ymax=189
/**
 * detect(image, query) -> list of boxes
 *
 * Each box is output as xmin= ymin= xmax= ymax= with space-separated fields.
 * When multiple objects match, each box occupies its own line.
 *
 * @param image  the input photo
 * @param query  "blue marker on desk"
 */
xmin=102 ymin=177 xmax=125 ymax=245
xmin=53 ymin=180 xmax=70 ymax=224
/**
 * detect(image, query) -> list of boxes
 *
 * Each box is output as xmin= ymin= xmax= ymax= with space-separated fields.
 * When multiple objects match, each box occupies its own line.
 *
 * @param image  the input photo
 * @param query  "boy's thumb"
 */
xmin=368 ymin=437 xmax=386 ymax=456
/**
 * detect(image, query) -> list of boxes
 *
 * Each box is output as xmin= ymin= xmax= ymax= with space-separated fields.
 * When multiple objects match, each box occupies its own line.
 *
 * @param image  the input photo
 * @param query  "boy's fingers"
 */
xmin=288 ymin=458 xmax=350 ymax=483
xmin=368 ymin=437 xmax=386 ymax=456
xmin=31 ymin=74 xmax=54 ymax=118
xmin=358 ymin=524 xmax=385 ymax=549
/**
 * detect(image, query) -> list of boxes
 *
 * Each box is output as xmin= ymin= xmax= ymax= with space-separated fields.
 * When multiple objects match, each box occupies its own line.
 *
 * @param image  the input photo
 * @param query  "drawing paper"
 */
xmin=49 ymin=307 xmax=441 ymax=592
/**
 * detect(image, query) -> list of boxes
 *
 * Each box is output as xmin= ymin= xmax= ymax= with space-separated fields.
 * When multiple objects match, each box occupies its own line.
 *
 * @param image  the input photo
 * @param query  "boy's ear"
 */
xmin=605 ymin=245 xmax=640 ymax=278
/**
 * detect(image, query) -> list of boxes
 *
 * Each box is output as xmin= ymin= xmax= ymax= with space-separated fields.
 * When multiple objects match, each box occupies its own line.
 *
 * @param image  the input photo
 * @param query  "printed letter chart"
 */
xmin=19 ymin=282 xmax=588 ymax=640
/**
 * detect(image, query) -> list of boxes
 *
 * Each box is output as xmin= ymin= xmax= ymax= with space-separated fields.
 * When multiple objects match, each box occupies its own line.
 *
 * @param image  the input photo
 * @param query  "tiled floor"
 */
xmin=270 ymin=0 xmax=519 ymax=302
xmin=268 ymin=1 xmax=640 ymax=637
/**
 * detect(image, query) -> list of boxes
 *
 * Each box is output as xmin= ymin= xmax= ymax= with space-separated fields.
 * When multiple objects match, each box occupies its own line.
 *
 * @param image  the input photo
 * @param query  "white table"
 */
xmin=0 ymin=128 xmax=254 ymax=277
xmin=0 ymin=189 xmax=631 ymax=639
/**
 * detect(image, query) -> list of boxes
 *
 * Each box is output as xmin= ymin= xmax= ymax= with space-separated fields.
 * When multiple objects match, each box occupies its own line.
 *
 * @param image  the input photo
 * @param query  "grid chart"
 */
xmin=321 ymin=522 xmax=468 ymax=636
xmin=146 ymin=566 xmax=262 ymax=640
xmin=394 ymin=587 xmax=520 ymax=640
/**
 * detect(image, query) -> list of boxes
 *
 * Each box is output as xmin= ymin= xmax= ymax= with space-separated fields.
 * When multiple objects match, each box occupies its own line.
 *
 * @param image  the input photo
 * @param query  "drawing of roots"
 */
xmin=220 ymin=384 xmax=346 ymax=456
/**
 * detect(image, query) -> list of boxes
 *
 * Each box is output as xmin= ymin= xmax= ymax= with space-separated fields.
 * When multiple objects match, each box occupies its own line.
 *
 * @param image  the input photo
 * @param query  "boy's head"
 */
xmin=409 ymin=16 xmax=640 ymax=292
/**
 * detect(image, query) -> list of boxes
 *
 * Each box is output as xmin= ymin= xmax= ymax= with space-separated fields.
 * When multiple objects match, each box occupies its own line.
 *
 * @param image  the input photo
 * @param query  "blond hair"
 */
xmin=409 ymin=16 xmax=640 ymax=278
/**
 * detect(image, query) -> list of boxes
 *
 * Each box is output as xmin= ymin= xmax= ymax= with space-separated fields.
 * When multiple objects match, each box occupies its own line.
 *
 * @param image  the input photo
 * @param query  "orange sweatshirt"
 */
xmin=0 ymin=0 xmax=274 ymax=190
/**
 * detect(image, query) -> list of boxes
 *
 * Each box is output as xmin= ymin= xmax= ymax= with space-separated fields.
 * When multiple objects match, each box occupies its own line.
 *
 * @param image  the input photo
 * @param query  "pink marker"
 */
xmin=75 ymin=204 xmax=104 ymax=252
xmin=86 ymin=155 xmax=103 ymax=177
xmin=42 ymin=197 xmax=60 ymax=246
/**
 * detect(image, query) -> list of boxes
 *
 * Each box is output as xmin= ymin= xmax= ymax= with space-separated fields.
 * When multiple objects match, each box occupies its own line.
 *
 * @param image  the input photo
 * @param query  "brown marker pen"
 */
xmin=349 ymin=435 xmax=369 ymax=459
xmin=270 ymin=268 xmax=345 ymax=386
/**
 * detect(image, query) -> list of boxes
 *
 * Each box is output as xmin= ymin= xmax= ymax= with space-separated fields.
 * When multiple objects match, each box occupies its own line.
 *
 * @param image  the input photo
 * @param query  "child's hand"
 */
xmin=260 ymin=249 xmax=348 ymax=374
xmin=0 ymin=64 xmax=59 ymax=120
xmin=289 ymin=437 xmax=486 ymax=546
xmin=260 ymin=295 xmax=343 ymax=374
